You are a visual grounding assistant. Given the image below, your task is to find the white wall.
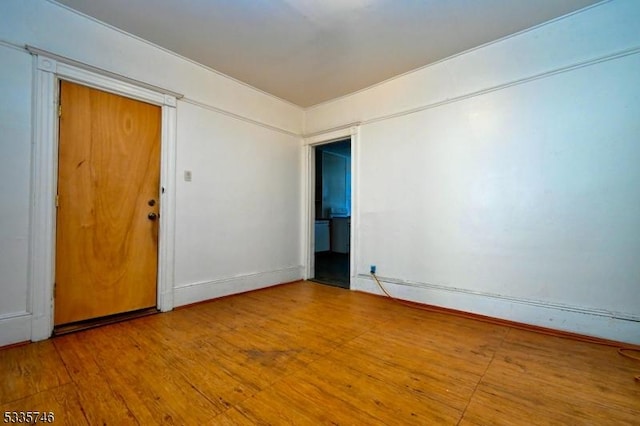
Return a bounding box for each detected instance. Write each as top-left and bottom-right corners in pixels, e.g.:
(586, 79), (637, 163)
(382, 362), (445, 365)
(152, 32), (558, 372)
(0, 0), (304, 346)
(306, 0), (640, 344)
(174, 101), (302, 305)
(0, 45), (33, 344)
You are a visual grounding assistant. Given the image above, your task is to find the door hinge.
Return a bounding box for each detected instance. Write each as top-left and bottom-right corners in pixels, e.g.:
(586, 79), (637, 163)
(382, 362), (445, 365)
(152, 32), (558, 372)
(55, 195), (59, 208)
(58, 104), (62, 117)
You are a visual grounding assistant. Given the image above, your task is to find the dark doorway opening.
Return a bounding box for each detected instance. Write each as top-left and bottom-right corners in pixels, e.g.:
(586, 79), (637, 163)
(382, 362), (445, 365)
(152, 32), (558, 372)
(313, 139), (351, 289)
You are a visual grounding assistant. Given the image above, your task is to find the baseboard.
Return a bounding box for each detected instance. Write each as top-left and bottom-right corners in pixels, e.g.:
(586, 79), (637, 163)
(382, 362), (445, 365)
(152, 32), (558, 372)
(354, 275), (640, 345)
(173, 266), (304, 307)
(0, 312), (32, 347)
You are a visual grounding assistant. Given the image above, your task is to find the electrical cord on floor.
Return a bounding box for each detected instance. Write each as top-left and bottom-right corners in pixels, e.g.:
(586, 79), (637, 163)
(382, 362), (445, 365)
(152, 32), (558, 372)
(371, 271), (454, 313)
(371, 272), (640, 382)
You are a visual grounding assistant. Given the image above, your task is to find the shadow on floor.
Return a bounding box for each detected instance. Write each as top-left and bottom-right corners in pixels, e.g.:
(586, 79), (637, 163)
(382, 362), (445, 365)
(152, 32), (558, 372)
(313, 252), (350, 289)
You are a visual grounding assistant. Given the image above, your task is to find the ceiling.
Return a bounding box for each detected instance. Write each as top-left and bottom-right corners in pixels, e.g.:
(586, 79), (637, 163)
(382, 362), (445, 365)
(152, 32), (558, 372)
(54, 0), (600, 107)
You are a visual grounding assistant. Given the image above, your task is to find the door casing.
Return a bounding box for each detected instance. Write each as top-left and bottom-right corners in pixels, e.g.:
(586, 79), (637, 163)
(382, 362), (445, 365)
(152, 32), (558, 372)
(30, 52), (178, 341)
(303, 127), (360, 287)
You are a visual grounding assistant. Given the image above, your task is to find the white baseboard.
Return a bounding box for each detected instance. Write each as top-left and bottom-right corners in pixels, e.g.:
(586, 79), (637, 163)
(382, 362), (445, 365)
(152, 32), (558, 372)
(354, 275), (640, 345)
(174, 266), (304, 307)
(0, 312), (32, 347)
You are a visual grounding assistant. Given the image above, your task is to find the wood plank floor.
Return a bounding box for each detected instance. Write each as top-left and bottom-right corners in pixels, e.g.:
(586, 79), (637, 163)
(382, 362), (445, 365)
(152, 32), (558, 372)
(1, 281), (639, 425)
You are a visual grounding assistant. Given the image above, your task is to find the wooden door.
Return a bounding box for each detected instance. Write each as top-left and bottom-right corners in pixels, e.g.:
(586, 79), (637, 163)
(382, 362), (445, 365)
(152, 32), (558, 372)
(54, 81), (161, 326)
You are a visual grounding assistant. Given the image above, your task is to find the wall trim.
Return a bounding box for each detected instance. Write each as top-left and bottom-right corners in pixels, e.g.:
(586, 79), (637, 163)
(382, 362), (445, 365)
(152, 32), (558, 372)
(0, 38), (27, 53)
(0, 312), (32, 347)
(303, 123), (362, 142)
(181, 97), (301, 138)
(29, 53), (178, 341)
(26, 46), (183, 99)
(366, 45), (640, 127)
(173, 266), (304, 307)
(354, 275), (640, 344)
(19, 44), (302, 138)
(306, 45), (640, 135)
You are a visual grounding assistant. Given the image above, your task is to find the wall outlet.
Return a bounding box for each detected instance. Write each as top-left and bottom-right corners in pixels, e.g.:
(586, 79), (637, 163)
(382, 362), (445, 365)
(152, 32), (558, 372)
(370, 265), (376, 274)
(184, 170), (192, 182)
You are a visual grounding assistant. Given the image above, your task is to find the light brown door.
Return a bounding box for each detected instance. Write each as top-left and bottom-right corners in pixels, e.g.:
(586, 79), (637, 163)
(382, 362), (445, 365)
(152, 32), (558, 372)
(54, 81), (161, 326)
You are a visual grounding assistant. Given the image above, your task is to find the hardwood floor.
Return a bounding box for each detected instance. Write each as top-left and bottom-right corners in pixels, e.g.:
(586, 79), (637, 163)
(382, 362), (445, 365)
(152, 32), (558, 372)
(1, 281), (639, 425)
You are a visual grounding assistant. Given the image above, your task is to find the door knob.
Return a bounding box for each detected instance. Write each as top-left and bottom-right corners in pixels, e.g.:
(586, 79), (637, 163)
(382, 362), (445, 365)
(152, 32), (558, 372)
(148, 212), (157, 221)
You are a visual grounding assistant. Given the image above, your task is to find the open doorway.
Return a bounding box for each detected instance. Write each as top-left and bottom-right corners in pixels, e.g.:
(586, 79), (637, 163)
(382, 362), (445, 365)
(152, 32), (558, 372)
(312, 139), (351, 288)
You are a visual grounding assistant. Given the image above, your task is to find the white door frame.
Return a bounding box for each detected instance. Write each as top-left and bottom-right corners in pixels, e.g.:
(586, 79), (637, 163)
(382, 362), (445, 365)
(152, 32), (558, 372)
(303, 126), (360, 288)
(29, 54), (178, 341)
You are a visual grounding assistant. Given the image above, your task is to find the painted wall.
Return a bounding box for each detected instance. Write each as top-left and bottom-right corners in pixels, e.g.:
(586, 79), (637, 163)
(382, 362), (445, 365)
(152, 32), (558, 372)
(306, 0), (640, 343)
(0, 45), (32, 343)
(0, 0), (304, 346)
(174, 101), (302, 306)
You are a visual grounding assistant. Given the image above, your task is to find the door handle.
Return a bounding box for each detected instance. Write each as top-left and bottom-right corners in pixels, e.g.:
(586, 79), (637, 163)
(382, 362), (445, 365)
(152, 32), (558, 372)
(148, 212), (157, 221)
